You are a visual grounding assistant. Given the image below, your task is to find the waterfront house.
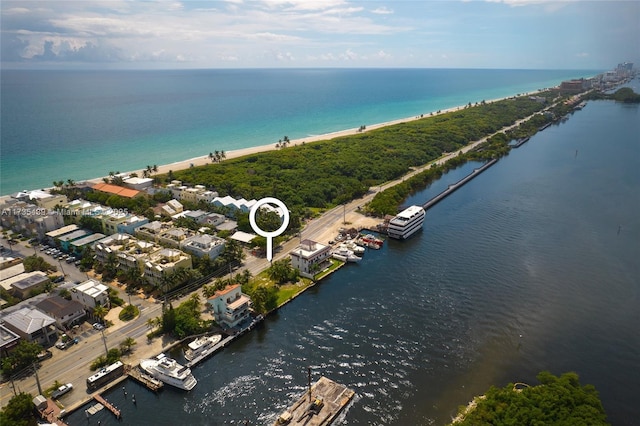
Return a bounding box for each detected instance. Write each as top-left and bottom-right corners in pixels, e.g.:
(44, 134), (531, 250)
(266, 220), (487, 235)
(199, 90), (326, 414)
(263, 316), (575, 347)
(123, 176), (153, 191)
(70, 279), (110, 310)
(35, 295), (85, 330)
(0, 199), (64, 239)
(91, 182), (143, 198)
(0, 307), (57, 345)
(289, 240), (332, 279)
(207, 284), (252, 329)
(12, 190), (68, 210)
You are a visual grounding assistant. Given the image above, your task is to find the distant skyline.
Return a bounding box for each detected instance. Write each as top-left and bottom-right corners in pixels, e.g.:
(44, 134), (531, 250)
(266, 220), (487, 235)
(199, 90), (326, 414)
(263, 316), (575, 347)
(1, 0), (638, 70)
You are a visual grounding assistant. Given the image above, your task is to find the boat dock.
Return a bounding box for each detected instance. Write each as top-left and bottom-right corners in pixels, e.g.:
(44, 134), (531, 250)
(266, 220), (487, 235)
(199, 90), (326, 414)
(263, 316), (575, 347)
(274, 376), (355, 426)
(127, 366), (164, 391)
(93, 394), (121, 420)
(422, 158), (498, 211)
(511, 136), (530, 148)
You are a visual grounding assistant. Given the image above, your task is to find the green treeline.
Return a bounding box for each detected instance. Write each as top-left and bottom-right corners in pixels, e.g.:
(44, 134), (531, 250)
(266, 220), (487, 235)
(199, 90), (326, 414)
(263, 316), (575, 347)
(586, 87), (640, 103)
(451, 371), (609, 425)
(168, 92), (557, 215)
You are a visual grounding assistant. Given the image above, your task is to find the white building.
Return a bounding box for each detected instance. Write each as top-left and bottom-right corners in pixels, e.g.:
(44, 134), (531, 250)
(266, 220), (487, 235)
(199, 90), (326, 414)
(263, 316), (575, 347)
(207, 284), (252, 329)
(71, 279), (110, 310)
(181, 234), (226, 259)
(289, 240), (332, 278)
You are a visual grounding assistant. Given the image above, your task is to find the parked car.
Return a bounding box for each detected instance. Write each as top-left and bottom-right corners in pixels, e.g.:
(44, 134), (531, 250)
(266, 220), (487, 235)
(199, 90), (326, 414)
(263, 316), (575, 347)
(36, 350), (53, 362)
(52, 276), (65, 283)
(51, 383), (73, 399)
(92, 322), (105, 331)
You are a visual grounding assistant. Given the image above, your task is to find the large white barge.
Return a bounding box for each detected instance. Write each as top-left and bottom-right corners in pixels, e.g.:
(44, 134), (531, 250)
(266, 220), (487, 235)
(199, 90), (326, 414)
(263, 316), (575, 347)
(387, 205), (425, 239)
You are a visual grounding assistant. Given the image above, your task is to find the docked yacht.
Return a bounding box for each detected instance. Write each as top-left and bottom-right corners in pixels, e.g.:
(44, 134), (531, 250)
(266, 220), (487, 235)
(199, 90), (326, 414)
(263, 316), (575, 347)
(184, 334), (223, 362)
(139, 354), (197, 391)
(332, 247), (361, 263)
(387, 205), (426, 239)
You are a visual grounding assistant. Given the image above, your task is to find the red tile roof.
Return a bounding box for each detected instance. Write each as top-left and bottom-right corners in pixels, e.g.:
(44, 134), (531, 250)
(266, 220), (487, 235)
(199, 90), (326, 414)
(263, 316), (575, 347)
(92, 183), (142, 198)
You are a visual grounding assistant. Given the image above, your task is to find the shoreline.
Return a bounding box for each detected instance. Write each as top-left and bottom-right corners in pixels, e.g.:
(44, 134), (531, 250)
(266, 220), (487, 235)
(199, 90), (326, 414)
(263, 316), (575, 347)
(83, 91), (537, 186)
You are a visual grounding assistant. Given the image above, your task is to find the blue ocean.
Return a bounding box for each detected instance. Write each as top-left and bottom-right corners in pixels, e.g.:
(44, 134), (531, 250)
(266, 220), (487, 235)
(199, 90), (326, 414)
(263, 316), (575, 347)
(1, 68), (593, 195)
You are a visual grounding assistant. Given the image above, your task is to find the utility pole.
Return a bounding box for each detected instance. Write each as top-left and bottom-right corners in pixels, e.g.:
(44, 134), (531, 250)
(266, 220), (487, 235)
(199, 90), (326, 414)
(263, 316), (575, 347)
(100, 329), (108, 356)
(307, 366), (312, 403)
(32, 363), (42, 395)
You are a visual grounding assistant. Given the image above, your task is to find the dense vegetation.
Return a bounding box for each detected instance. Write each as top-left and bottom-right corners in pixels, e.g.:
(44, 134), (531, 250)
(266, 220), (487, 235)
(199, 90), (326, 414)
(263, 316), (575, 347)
(451, 371), (609, 425)
(587, 87), (640, 103)
(166, 93), (556, 216)
(0, 393), (37, 426)
(1, 340), (42, 378)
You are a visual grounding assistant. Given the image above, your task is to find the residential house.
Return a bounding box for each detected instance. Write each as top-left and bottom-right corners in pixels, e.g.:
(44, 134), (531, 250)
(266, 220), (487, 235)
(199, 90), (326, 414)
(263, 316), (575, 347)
(0, 199), (64, 239)
(69, 233), (106, 255)
(70, 279), (110, 310)
(58, 229), (91, 252)
(8, 271), (49, 299)
(35, 295), (85, 329)
(116, 215), (149, 235)
(143, 248), (192, 287)
(181, 234), (225, 259)
(45, 224), (80, 246)
(0, 325), (20, 356)
(0, 307), (57, 345)
(207, 284), (252, 329)
(123, 177), (153, 191)
(12, 190), (67, 210)
(289, 239), (332, 279)
(91, 182), (143, 198)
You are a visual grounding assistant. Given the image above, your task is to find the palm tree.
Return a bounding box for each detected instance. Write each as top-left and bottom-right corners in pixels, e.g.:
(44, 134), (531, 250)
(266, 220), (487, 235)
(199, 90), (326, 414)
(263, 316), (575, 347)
(220, 150), (226, 161)
(66, 178), (75, 187)
(202, 284), (217, 298)
(152, 164), (158, 173)
(93, 304), (109, 324)
(119, 337), (137, 354)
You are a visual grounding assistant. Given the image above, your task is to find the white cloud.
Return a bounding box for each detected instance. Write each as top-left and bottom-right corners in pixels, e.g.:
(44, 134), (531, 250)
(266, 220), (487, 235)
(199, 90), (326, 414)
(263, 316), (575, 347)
(371, 6), (393, 15)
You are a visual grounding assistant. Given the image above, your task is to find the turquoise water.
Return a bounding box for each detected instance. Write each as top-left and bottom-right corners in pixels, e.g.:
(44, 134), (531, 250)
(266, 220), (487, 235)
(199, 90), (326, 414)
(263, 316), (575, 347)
(63, 80), (639, 425)
(1, 68), (593, 194)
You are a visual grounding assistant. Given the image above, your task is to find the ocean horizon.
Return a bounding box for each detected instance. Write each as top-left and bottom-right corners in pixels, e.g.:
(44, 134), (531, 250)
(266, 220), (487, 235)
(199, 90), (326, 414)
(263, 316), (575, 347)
(0, 68), (597, 195)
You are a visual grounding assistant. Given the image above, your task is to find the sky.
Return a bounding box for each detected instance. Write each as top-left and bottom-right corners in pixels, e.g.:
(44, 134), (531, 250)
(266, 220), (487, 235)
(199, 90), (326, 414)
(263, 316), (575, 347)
(1, 0), (638, 70)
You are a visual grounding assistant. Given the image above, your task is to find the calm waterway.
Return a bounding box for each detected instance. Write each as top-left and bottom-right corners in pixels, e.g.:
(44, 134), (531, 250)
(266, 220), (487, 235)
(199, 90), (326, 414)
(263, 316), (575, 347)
(65, 86), (639, 425)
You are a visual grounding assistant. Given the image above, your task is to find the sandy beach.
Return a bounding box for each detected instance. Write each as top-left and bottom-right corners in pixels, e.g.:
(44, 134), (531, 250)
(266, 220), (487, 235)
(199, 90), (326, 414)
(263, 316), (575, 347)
(85, 92), (533, 185)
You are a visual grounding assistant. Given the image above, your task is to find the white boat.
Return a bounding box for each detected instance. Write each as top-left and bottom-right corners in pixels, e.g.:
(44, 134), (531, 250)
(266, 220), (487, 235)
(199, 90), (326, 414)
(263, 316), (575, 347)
(139, 354), (197, 391)
(184, 334), (222, 362)
(387, 205), (426, 239)
(332, 247), (361, 263)
(338, 242), (365, 256)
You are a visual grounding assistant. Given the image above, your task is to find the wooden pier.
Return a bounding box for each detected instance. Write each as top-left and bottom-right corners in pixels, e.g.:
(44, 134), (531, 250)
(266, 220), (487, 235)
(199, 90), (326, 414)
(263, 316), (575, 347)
(274, 376), (355, 426)
(422, 158), (498, 211)
(127, 366), (164, 391)
(94, 394), (121, 420)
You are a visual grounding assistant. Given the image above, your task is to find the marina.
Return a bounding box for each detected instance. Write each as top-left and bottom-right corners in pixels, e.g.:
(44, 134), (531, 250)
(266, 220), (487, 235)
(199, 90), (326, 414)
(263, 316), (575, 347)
(274, 376), (355, 426)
